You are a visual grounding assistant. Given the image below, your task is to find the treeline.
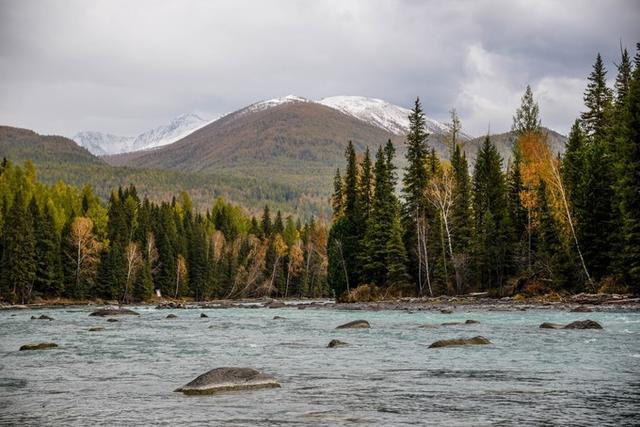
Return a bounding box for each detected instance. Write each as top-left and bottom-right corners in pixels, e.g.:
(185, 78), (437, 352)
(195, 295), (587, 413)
(0, 161), (328, 303)
(328, 45), (640, 297)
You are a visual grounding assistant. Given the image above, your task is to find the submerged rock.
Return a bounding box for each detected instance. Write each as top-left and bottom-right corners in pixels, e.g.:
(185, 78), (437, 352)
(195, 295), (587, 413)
(440, 309), (453, 314)
(19, 342), (58, 351)
(570, 306), (593, 313)
(465, 320), (480, 324)
(418, 323), (439, 329)
(200, 313), (209, 318)
(272, 316), (286, 320)
(327, 339), (348, 348)
(175, 367), (280, 395)
(265, 300), (286, 309)
(31, 314), (54, 321)
(563, 320), (603, 329)
(89, 327), (104, 332)
(166, 314), (178, 319)
(335, 319), (370, 329)
(428, 336), (491, 348)
(106, 318), (119, 323)
(89, 308), (139, 317)
(441, 322), (462, 326)
(539, 322), (563, 329)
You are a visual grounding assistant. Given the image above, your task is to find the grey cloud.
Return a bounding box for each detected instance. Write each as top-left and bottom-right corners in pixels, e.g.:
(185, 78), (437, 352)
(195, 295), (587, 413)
(0, 0), (638, 138)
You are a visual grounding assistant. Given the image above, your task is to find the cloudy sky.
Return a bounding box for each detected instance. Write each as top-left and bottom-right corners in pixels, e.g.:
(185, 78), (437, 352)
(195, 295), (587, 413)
(0, 0), (638, 138)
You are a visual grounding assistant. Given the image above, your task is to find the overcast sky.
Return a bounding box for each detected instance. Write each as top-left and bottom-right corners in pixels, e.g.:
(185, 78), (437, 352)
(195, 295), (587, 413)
(0, 0), (638, 138)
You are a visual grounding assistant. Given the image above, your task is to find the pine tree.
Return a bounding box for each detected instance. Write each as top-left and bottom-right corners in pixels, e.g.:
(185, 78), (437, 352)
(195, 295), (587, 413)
(386, 215), (410, 289)
(273, 210), (284, 235)
(581, 53), (613, 140)
(450, 144), (472, 252)
(472, 136), (512, 295)
(358, 147), (373, 222)
(31, 200), (63, 296)
(402, 97), (430, 291)
(261, 205), (272, 238)
(1, 192), (36, 303)
(614, 46), (632, 108)
(562, 120), (587, 198)
(615, 44), (640, 291)
(331, 168), (344, 219)
(512, 85), (541, 135)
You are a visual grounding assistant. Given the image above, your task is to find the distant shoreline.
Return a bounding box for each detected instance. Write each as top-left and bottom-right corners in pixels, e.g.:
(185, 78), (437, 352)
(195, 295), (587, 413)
(2, 293), (639, 312)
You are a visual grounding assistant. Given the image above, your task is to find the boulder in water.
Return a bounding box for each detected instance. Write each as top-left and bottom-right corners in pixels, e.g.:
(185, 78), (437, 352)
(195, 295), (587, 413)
(539, 322), (563, 329)
(327, 339), (348, 348)
(166, 314), (178, 319)
(272, 316), (286, 320)
(19, 342), (58, 351)
(563, 319), (603, 329)
(428, 336), (491, 348)
(440, 309), (453, 314)
(441, 322), (462, 326)
(418, 323), (439, 329)
(265, 300), (286, 309)
(175, 367), (280, 395)
(31, 314), (54, 321)
(465, 319), (480, 324)
(89, 308), (139, 317)
(89, 327), (104, 332)
(335, 319), (370, 329)
(200, 313), (209, 318)
(107, 318), (119, 323)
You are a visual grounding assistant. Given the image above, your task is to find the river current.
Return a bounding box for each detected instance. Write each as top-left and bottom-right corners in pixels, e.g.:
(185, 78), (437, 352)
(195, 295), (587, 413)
(1, 304), (638, 426)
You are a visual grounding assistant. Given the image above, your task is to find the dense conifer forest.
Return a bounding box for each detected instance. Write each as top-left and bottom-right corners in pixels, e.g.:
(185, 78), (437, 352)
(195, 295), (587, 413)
(328, 46), (640, 298)
(1, 46), (638, 303)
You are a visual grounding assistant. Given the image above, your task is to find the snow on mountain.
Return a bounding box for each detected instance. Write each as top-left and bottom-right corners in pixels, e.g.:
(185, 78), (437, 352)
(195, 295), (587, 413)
(72, 131), (134, 156)
(74, 113), (208, 155)
(241, 95), (310, 115)
(318, 95), (464, 137)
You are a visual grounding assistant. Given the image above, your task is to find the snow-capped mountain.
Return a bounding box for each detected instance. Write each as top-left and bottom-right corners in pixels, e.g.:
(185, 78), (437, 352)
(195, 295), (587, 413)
(74, 113), (209, 155)
(242, 94), (310, 115)
(318, 95), (459, 137)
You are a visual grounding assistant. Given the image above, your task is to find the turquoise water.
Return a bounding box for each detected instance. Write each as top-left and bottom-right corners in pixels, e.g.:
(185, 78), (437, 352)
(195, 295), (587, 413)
(1, 306), (639, 426)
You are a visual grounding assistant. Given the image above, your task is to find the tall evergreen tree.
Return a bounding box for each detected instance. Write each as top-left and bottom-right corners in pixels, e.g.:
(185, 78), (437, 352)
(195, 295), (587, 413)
(358, 147), (373, 222)
(581, 53), (613, 140)
(31, 200), (63, 296)
(331, 168), (344, 219)
(1, 192), (36, 303)
(512, 85), (541, 135)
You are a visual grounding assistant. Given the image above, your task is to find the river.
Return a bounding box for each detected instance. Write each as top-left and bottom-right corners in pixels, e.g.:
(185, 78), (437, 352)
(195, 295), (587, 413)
(1, 305), (638, 426)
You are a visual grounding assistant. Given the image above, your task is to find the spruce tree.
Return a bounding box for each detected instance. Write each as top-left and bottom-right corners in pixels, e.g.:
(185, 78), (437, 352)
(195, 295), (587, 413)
(386, 215), (410, 290)
(512, 85), (541, 135)
(581, 53), (613, 140)
(31, 200), (63, 296)
(402, 97), (430, 291)
(358, 147), (373, 222)
(261, 205), (272, 238)
(331, 168), (344, 219)
(472, 136), (512, 294)
(450, 144), (472, 254)
(615, 45), (640, 291)
(1, 192), (36, 303)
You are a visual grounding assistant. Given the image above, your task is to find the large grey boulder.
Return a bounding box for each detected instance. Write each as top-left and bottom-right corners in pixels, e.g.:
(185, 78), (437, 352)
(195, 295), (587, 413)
(335, 319), (370, 329)
(428, 336), (491, 348)
(563, 320), (603, 329)
(539, 322), (563, 329)
(327, 339), (348, 348)
(89, 308), (139, 317)
(175, 368), (280, 395)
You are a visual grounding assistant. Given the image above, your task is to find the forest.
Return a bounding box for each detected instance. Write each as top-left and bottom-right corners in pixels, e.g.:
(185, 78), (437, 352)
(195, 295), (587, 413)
(0, 163), (328, 304)
(328, 46), (640, 299)
(1, 46), (638, 304)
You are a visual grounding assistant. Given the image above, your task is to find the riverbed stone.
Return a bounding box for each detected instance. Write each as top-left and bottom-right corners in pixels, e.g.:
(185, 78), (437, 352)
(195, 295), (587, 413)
(428, 336), (491, 348)
(335, 319), (370, 329)
(441, 322), (462, 326)
(465, 319), (480, 324)
(175, 367), (280, 395)
(89, 308), (139, 317)
(19, 342), (58, 351)
(563, 319), (603, 329)
(89, 327), (104, 331)
(418, 323), (439, 329)
(272, 316), (286, 320)
(539, 322), (563, 329)
(200, 313), (209, 318)
(327, 339), (348, 348)
(166, 314), (178, 319)
(107, 318), (119, 322)
(440, 309), (453, 314)
(31, 314), (54, 320)
(266, 300), (286, 309)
